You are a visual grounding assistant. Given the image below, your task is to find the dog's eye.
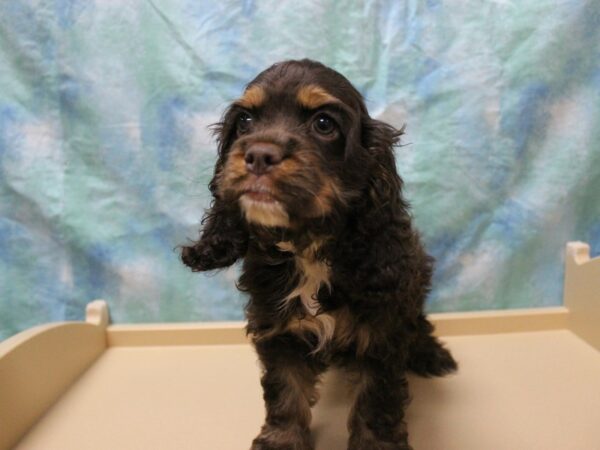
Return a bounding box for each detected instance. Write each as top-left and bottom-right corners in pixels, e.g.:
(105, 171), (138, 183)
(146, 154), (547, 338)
(313, 114), (336, 135)
(237, 112), (253, 134)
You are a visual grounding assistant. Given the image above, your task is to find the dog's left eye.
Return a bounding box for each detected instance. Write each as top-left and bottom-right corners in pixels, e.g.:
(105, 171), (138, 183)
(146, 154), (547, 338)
(312, 114), (336, 135)
(237, 112), (253, 134)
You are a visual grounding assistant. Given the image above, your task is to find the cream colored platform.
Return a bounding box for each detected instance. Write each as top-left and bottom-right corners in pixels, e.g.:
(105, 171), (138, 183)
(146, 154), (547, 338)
(1, 242), (599, 450)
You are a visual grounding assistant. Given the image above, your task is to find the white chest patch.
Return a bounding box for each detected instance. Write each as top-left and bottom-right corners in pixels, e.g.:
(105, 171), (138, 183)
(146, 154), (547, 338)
(277, 241), (331, 315)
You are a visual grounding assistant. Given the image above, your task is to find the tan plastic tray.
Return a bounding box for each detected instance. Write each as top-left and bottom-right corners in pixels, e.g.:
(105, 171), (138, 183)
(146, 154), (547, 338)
(1, 242), (599, 450)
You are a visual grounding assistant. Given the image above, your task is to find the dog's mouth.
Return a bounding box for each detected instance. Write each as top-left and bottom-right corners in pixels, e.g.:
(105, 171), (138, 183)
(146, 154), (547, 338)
(241, 185), (278, 204)
(237, 179), (290, 227)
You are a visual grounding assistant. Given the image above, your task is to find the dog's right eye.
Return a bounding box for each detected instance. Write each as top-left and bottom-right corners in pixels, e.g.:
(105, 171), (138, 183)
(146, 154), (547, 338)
(237, 112), (253, 134)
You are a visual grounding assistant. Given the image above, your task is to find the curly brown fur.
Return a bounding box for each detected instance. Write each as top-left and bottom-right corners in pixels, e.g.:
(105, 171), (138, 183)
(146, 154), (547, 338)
(181, 59), (457, 450)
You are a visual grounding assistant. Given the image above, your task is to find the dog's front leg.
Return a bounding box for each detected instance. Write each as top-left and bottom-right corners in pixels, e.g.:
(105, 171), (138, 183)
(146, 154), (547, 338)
(348, 359), (412, 450)
(251, 335), (324, 450)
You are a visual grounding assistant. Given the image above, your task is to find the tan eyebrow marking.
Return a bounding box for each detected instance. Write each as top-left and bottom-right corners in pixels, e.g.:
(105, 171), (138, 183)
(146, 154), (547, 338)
(236, 85), (266, 109)
(296, 84), (340, 109)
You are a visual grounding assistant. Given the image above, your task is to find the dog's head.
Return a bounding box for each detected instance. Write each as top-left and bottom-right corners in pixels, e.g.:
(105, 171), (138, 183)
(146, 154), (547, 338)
(182, 59), (404, 270)
(213, 59), (404, 229)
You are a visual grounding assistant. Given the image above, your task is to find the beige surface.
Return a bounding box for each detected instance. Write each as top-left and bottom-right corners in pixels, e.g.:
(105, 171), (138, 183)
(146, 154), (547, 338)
(106, 321), (249, 347)
(564, 241), (600, 351)
(102, 307), (570, 348)
(14, 345), (262, 450)
(13, 330), (600, 450)
(0, 301), (107, 450)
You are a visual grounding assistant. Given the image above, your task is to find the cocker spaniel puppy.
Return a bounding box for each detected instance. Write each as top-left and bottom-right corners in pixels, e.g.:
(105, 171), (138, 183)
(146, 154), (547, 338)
(181, 59), (457, 450)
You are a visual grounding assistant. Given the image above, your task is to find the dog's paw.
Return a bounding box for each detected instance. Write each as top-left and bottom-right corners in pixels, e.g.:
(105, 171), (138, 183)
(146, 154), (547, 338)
(180, 241), (238, 272)
(348, 434), (412, 450)
(407, 336), (458, 378)
(250, 440), (287, 450)
(348, 417), (412, 450)
(180, 244), (217, 271)
(250, 425), (313, 450)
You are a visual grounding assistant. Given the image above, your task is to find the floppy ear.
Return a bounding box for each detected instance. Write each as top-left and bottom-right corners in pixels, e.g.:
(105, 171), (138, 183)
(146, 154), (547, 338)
(361, 118), (407, 215)
(336, 118), (434, 312)
(180, 109), (249, 272)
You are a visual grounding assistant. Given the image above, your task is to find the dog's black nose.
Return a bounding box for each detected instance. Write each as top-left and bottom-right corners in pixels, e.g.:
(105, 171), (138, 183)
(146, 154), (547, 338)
(245, 144), (282, 175)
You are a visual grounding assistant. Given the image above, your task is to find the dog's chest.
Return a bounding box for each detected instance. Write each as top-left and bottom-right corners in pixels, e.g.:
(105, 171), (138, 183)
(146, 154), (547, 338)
(272, 241), (370, 354)
(277, 241), (330, 315)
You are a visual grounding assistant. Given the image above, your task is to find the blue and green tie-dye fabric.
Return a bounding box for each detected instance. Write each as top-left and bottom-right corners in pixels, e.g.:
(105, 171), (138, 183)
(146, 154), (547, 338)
(1, 1), (599, 339)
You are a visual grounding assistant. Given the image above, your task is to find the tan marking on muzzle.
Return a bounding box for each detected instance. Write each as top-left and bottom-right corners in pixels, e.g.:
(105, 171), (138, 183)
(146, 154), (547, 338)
(218, 149), (246, 196)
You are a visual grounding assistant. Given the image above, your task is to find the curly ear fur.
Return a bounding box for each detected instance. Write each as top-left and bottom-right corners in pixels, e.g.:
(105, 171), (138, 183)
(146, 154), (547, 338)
(363, 118), (406, 213)
(180, 109), (250, 272)
(331, 119), (434, 319)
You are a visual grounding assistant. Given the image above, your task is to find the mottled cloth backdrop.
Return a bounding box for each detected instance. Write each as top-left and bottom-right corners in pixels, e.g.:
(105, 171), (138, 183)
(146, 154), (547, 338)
(1, 1), (599, 339)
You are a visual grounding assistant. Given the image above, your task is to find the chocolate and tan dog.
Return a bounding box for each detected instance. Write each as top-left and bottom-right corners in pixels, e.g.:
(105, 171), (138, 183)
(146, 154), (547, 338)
(181, 59), (457, 450)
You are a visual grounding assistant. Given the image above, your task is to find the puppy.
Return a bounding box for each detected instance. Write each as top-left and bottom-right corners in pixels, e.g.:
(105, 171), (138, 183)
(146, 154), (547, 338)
(181, 59), (457, 450)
